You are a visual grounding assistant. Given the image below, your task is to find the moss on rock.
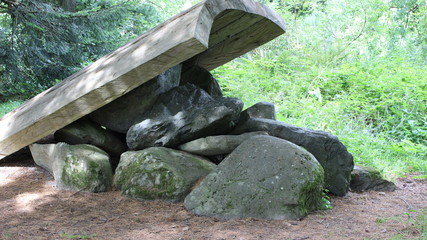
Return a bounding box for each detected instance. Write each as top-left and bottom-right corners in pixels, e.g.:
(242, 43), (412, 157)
(297, 161), (325, 215)
(114, 147), (216, 202)
(184, 135), (325, 220)
(30, 143), (113, 192)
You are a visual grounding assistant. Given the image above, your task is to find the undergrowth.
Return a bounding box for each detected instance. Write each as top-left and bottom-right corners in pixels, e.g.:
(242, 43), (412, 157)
(213, 53), (427, 178)
(375, 209), (426, 240)
(0, 101), (22, 118)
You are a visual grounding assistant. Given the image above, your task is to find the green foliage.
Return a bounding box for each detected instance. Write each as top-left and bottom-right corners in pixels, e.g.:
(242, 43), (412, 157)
(1, 231), (13, 239)
(213, 50), (426, 177)
(147, 0), (199, 19)
(375, 217), (387, 223)
(60, 233), (96, 239)
(0, 0), (161, 100)
(317, 57), (427, 145)
(320, 190), (333, 210)
(213, 0), (427, 177)
(375, 209), (427, 239)
(0, 100), (22, 118)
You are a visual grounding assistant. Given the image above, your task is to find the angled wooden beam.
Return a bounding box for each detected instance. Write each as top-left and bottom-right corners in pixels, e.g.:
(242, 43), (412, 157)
(0, 0), (285, 160)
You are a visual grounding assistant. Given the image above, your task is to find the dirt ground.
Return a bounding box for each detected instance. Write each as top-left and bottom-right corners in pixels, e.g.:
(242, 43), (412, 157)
(0, 155), (426, 240)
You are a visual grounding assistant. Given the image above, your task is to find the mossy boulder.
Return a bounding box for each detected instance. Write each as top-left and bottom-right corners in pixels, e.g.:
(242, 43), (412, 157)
(29, 143), (113, 192)
(350, 165), (397, 192)
(114, 147), (216, 202)
(232, 117), (354, 196)
(54, 118), (127, 169)
(184, 135), (325, 220)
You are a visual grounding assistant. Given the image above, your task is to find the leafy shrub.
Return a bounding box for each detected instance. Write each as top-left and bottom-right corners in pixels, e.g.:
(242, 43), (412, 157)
(317, 57), (427, 145)
(214, 52), (426, 176)
(0, 101), (22, 118)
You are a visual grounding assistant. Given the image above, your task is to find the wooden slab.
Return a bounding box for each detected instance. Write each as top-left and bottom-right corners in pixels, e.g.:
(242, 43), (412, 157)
(0, 0), (285, 159)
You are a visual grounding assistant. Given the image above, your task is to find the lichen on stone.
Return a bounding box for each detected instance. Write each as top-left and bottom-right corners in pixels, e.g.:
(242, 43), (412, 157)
(60, 149), (113, 193)
(114, 147), (216, 202)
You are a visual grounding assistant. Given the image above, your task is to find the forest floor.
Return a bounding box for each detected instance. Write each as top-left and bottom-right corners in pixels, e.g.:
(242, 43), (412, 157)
(0, 155), (426, 240)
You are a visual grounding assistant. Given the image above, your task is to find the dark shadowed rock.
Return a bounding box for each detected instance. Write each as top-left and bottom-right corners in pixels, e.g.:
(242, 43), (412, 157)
(54, 118), (127, 157)
(232, 118), (354, 196)
(219, 97), (244, 127)
(184, 135), (325, 220)
(207, 154), (228, 164)
(114, 147), (216, 202)
(29, 143), (113, 192)
(126, 84), (243, 150)
(242, 102), (276, 120)
(90, 64), (182, 133)
(350, 165), (397, 192)
(178, 131), (268, 156)
(180, 65), (222, 97)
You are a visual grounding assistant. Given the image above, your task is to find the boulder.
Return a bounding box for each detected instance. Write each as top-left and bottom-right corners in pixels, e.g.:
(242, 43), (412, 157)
(178, 131), (268, 156)
(90, 64), (182, 133)
(220, 97), (244, 127)
(54, 118), (127, 157)
(29, 143), (113, 192)
(232, 118), (354, 196)
(184, 135), (325, 220)
(126, 84), (243, 150)
(242, 102), (276, 120)
(114, 147), (216, 202)
(350, 165), (397, 192)
(180, 65), (222, 97)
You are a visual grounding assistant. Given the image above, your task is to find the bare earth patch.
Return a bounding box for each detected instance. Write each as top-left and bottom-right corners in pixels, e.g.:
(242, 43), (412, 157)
(1, 157), (426, 240)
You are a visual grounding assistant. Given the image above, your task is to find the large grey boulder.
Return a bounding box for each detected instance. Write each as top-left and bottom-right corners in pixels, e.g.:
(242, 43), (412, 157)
(350, 165), (397, 192)
(178, 131), (268, 156)
(126, 84), (243, 150)
(232, 117), (354, 196)
(184, 135), (325, 220)
(114, 147), (216, 202)
(180, 65), (222, 97)
(242, 102), (276, 120)
(90, 64), (182, 133)
(54, 118), (127, 157)
(29, 143), (113, 192)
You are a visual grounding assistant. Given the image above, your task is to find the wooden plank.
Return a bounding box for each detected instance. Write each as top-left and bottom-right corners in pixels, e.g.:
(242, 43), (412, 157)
(0, 3), (207, 159)
(209, 11), (265, 46)
(209, 10), (246, 34)
(0, 0), (286, 159)
(189, 18), (285, 70)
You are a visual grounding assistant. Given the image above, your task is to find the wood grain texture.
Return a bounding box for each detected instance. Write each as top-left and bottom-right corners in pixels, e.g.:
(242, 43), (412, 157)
(0, 0), (285, 159)
(192, 18), (285, 70)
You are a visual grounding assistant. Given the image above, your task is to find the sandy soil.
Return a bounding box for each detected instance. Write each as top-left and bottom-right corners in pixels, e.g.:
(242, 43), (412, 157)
(0, 156), (426, 240)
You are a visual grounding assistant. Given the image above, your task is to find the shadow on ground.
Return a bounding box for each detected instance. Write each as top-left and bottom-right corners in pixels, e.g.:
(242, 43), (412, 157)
(0, 155), (426, 240)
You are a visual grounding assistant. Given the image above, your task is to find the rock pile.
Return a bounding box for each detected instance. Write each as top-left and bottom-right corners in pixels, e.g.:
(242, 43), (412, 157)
(30, 64), (390, 220)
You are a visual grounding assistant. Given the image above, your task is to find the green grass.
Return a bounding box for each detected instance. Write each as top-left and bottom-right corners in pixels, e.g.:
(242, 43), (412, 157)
(213, 53), (427, 178)
(374, 209), (427, 240)
(1, 231), (13, 239)
(60, 233), (97, 239)
(0, 101), (22, 118)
